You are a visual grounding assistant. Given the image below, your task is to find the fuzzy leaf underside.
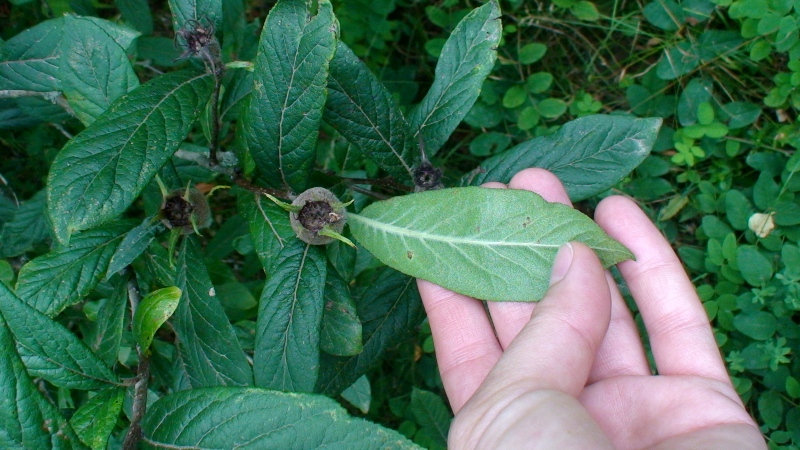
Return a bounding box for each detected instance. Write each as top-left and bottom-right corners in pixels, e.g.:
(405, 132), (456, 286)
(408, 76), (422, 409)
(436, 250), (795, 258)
(47, 69), (214, 245)
(349, 187), (633, 302)
(141, 387), (421, 449)
(465, 115), (662, 202)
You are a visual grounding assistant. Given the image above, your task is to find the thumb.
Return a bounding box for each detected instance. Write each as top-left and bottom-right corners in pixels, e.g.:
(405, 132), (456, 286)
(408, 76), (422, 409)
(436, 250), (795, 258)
(491, 241), (612, 395)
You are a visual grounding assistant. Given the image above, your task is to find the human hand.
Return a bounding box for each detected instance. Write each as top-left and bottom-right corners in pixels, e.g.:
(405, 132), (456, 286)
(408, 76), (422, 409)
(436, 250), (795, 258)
(418, 168), (766, 449)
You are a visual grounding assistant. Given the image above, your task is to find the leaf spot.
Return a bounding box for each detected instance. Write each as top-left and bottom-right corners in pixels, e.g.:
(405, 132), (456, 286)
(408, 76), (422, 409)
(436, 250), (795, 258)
(407, 251), (414, 259)
(208, 287), (216, 297)
(523, 216), (532, 228)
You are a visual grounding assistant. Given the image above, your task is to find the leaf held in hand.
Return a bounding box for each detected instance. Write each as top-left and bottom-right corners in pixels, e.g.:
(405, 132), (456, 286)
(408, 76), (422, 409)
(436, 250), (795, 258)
(349, 187), (633, 302)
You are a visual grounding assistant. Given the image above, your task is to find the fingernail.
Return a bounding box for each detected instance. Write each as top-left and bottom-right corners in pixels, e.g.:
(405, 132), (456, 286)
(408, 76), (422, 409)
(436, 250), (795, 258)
(549, 243), (573, 286)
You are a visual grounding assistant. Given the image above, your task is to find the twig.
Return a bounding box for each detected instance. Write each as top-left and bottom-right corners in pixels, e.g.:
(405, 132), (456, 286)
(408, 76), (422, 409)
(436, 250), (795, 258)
(173, 149), (235, 176)
(338, 175), (414, 193)
(122, 277), (150, 450)
(208, 69), (223, 166)
(234, 176), (294, 200)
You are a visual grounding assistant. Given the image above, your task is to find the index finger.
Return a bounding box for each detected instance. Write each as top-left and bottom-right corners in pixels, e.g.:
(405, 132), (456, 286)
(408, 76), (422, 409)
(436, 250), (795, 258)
(594, 196), (731, 385)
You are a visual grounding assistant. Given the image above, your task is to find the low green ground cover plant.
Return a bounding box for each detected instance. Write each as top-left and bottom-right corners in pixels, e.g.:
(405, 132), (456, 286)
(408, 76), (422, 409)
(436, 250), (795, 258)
(0, 0), (798, 448)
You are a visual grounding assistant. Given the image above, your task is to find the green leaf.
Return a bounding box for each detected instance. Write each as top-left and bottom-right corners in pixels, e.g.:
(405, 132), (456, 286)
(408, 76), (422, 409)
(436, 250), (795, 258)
(643, 0), (685, 30)
(106, 217), (163, 279)
(0, 281), (118, 390)
(350, 187), (632, 302)
(736, 245), (773, 287)
(0, 18), (63, 91)
(0, 190), (49, 258)
(117, 0), (154, 35)
(254, 240), (327, 391)
(84, 276), (127, 367)
(321, 266), (362, 356)
(133, 286), (181, 353)
(410, 388), (452, 449)
(758, 390), (784, 430)
(69, 388), (123, 450)
(465, 115), (662, 201)
(408, 0), (501, 157)
(538, 98), (567, 119)
(753, 172), (780, 210)
(47, 69), (214, 245)
(724, 190), (754, 230)
(720, 102), (761, 129)
(571, 1), (600, 21)
(0, 301), (83, 449)
(468, 132), (511, 156)
(324, 42), (415, 181)
(526, 71), (553, 93)
(733, 311), (777, 340)
(238, 191), (295, 273)
(243, 0), (337, 193)
(502, 85), (527, 108)
(317, 268), (423, 395)
(518, 43), (546, 64)
(175, 237), (253, 387)
(656, 41), (700, 80)
(677, 78), (712, 126)
(141, 387), (420, 449)
(168, 0), (222, 33)
(341, 375), (371, 414)
(16, 221), (132, 316)
(60, 15), (140, 126)
(774, 201), (800, 226)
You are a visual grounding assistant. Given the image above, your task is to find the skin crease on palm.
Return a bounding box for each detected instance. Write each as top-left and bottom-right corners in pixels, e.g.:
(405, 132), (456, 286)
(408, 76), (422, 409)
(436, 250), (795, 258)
(417, 168), (767, 450)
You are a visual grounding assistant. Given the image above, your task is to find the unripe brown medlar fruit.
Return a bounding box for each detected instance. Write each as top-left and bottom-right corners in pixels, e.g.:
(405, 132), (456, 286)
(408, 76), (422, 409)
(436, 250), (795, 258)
(160, 188), (211, 234)
(290, 187), (347, 245)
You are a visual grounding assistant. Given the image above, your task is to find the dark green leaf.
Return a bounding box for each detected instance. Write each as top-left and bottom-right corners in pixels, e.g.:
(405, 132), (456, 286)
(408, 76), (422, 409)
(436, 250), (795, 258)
(725, 190), (754, 230)
(238, 191), (295, 274)
(341, 375), (371, 414)
(317, 268), (424, 395)
(0, 19), (63, 91)
(85, 276), (127, 367)
(133, 286), (181, 352)
(327, 236), (357, 281)
(0, 281), (118, 390)
(325, 42), (415, 181)
(410, 388), (451, 449)
(254, 240), (327, 391)
(117, 0), (154, 35)
(518, 43), (546, 64)
(0, 190), (49, 258)
(733, 311), (777, 340)
(106, 217), (163, 279)
(168, 0), (222, 33)
(204, 214), (249, 260)
(60, 16), (140, 126)
(141, 387), (420, 449)
(243, 0), (337, 192)
(69, 387), (123, 450)
(464, 115), (662, 202)
(677, 78), (712, 126)
(753, 172), (780, 210)
(0, 302), (83, 449)
(16, 221), (132, 316)
(656, 41), (700, 80)
(720, 102), (761, 129)
(350, 187), (632, 302)
(47, 69), (214, 244)
(758, 390), (784, 430)
(697, 30), (743, 61)
(174, 237), (253, 387)
(409, 0), (501, 157)
(736, 245), (773, 287)
(321, 266), (362, 356)
(774, 201), (800, 226)
(643, 0), (685, 30)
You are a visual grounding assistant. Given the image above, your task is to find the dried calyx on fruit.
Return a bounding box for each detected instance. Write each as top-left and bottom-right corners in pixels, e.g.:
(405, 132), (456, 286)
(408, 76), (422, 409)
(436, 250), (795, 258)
(265, 187), (354, 247)
(160, 188), (212, 235)
(413, 137), (443, 192)
(174, 17), (222, 74)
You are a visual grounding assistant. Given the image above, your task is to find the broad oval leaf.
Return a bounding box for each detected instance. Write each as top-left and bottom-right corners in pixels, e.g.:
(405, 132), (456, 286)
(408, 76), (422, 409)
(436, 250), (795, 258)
(142, 388), (419, 449)
(320, 266), (362, 357)
(132, 286), (181, 353)
(238, 191), (295, 274)
(243, 0), (337, 193)
(105, 216), (163, 279)
(349, 187), (633, 302)
(0, 299), (82, 449)
(174, 237), (253, 387)
(60, 15), (140, 126)
(254, 240), (327, 392)
(464, 115), (662, 202)
(47, 69), (214, 245)
(0, 189), (49, 258)
(16, 221), (133, 316)
(317, 267), (423, 395)
(0, 18), (63, 91)
(408, 0), (501, 157)
(0, 281), (118, 390)
(324, 42), (415, 181)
